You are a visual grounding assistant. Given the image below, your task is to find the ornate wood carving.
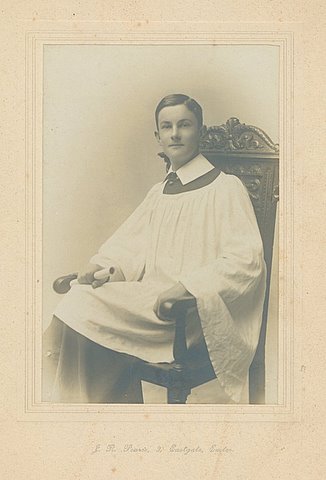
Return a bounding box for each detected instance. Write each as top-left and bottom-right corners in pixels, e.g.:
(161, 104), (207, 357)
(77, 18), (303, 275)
(243, 178), (261, 201)
(220, 161), (276, 241)
(200, 117), (279, 154)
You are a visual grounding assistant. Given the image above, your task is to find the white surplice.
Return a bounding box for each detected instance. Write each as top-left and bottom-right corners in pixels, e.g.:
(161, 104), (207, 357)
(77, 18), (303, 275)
(54, 155), (266, 402)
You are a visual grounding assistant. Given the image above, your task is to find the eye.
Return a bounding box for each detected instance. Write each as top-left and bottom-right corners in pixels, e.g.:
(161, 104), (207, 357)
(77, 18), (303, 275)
(180, 121), (191, 127)
(160, 124), (170, 129)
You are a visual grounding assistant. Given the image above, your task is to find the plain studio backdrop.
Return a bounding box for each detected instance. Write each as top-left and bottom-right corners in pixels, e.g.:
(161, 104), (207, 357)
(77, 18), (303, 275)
(43, 44), (279, 403)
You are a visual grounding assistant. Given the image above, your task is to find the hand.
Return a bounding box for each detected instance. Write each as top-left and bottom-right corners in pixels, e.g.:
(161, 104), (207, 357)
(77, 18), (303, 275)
(77, 262), (125, 289)
(92, 265), (125, 288)
(153, 282), (193, 321)
(77, 263), (103, 285)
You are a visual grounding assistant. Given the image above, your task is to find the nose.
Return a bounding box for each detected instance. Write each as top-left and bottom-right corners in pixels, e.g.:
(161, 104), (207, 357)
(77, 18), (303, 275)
(171, 125), (180, 141)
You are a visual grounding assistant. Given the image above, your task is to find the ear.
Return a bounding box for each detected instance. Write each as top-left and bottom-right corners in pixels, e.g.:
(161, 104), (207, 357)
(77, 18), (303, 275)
(199, 125), (207, 139)
(154, 130), (162, 145)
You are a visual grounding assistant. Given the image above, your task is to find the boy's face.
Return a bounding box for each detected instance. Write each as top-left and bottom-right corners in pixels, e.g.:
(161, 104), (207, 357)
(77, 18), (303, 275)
(155, 104), (202, 170)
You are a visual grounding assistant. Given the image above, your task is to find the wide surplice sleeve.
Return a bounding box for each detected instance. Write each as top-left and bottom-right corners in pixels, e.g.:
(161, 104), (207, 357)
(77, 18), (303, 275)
(179, 175), (267, 402)
(90, 183), (161, 282)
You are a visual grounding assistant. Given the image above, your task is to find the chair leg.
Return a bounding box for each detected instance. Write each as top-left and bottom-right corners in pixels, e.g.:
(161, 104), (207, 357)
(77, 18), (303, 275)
(166, 362), (191, 404)
(167, 386), (191, 404)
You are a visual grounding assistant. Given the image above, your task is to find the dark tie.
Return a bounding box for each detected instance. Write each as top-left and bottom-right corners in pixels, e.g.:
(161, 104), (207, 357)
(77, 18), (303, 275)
(164, 171), (179, 185)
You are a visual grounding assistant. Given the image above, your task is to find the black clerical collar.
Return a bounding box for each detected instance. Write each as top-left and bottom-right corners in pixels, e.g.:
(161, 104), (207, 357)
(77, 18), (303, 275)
(163, 153), (214, 185)
(163, 167), (221, 195)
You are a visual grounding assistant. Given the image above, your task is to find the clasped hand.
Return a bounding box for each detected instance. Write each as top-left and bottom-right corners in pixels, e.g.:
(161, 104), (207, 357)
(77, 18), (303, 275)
(153, 282), (193, 321)
(77, 263), (125, 288)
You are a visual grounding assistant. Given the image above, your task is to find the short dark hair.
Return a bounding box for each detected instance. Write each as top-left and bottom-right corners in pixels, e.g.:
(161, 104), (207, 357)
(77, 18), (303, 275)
(155, 94), (203, 129)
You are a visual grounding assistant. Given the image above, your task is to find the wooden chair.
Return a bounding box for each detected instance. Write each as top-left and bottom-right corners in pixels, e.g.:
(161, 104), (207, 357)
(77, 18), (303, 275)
(53, 118), (279, 405)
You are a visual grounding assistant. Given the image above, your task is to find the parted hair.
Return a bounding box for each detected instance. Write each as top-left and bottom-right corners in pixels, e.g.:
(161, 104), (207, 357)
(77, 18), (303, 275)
(155, 94), (203, 129)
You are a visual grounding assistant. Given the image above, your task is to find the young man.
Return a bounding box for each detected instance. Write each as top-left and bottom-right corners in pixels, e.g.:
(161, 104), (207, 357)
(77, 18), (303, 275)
(43, 94), (266, 404)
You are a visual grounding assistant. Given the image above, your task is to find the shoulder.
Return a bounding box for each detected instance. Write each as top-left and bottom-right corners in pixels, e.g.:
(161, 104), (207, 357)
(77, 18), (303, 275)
(146, 181), (163, 196)
(221, 171), (243, 185)
(216, 171), (247, 192)
(140, 181), (163, 203)
(212, 172), (251, 205)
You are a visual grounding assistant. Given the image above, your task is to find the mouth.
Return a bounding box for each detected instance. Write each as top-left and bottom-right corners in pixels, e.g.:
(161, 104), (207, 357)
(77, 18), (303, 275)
(169, 144), (184, 147)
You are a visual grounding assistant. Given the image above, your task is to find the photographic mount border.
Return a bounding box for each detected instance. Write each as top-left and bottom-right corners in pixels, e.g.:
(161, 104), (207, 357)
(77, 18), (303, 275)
(23, 28), (297, 422)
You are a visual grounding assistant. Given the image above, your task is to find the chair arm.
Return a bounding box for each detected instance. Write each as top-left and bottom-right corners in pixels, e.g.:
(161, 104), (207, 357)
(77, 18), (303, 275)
(161, 296), (197, 363)
(53, 273), (78, 294)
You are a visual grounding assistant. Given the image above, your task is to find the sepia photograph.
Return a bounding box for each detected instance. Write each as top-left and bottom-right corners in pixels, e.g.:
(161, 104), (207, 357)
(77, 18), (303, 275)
(3, 3), (326, 477)
(41, 44), (279, 406)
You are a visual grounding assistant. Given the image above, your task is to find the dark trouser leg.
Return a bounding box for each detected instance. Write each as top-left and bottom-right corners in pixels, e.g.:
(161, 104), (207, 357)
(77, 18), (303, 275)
(42, 316), (64, 401)
(42, 316), (143, 404)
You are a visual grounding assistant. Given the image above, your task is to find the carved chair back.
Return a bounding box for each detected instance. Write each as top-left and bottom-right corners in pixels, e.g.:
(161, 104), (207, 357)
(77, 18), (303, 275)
(199, 118), (279, 404)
